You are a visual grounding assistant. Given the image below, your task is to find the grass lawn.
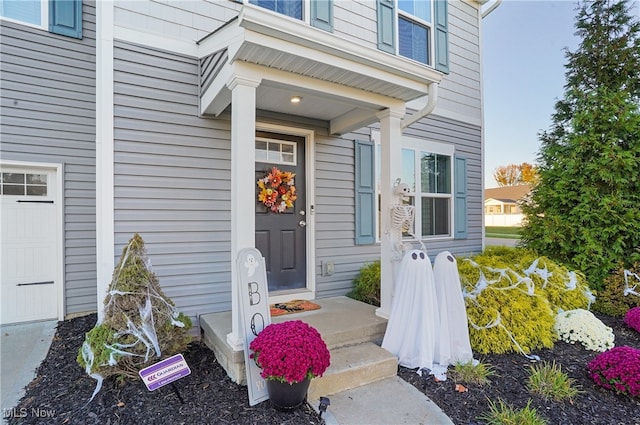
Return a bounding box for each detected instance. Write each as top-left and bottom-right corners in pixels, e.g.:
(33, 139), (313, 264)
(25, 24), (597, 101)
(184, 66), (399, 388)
(485, 226), (521, 239)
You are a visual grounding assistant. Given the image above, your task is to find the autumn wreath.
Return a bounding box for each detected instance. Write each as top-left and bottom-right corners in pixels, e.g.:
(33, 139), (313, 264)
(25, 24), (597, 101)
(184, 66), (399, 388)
(257, 167), (297, 213)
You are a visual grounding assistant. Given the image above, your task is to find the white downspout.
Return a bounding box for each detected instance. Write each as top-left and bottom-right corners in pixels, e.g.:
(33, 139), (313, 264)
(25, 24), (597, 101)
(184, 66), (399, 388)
(401, 82), (439, 130)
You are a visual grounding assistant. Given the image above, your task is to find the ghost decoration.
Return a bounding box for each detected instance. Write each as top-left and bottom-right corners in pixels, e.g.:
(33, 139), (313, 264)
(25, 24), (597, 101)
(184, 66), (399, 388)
(432, 251), (473, 368)
(382, 249), (439, 372)
(244, 254), (259, 277)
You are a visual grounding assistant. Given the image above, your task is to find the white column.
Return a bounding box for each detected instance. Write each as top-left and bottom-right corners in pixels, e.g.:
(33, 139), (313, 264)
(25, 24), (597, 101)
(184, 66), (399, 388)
(96, 0), (114, 324)
(226, 75), (261, 350)
(376, 108), (405, 319)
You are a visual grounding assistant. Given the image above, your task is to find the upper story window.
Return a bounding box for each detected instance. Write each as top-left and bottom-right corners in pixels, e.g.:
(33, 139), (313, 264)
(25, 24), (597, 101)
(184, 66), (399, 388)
(0, 0), (47, 28)
(246, 0), (333, 32)
(377, 0), (448, 73)
(0, 0), (83, 39)
(249, 0), (302, 20)
(398, 0), (433, 65)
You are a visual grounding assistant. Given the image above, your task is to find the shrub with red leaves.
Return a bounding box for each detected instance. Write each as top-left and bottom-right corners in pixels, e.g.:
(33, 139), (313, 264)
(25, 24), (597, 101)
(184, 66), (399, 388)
(587, 346), (640, 397)
(624, 307), (640, 333)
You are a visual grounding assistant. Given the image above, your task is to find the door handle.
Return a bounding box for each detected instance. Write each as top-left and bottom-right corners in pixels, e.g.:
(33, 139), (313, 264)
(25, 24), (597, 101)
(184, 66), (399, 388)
(299, 220), (307, 228)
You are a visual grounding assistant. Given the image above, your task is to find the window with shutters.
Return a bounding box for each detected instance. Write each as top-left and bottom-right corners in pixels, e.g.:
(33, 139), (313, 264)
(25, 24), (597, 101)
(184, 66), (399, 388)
(247, 0), (333, 31)
(377, 0), (448, 72)
(371, 132), (461, 241)
(0, 0), (82, 39)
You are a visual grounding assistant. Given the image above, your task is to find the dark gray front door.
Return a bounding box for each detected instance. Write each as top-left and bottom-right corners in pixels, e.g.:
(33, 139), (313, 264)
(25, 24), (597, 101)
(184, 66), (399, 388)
(255, 131), (306, 291)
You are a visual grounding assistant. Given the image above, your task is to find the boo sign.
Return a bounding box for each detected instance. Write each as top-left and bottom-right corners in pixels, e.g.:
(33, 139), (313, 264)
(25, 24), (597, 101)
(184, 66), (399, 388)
(139, 353), (191, 391)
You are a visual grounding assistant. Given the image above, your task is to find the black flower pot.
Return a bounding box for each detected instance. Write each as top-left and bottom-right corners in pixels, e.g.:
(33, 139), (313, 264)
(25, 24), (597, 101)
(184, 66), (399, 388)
(266, 378), (311, 411)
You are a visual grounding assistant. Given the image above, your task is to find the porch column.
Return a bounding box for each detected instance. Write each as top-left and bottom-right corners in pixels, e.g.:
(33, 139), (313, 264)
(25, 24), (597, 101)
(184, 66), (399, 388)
(376, 108), (405, 319)
(227, 75), (261, 350)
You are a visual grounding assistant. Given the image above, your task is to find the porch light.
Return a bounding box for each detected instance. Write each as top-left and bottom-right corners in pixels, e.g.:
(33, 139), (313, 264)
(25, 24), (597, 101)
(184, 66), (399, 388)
(290, 96), (302, 104)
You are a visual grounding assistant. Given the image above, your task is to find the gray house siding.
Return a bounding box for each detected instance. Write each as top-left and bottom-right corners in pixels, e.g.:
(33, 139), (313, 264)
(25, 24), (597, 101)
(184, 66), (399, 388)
(113, 41), (233, 327)
(0, 1), (97, 315)
(112, 40), (483, 317)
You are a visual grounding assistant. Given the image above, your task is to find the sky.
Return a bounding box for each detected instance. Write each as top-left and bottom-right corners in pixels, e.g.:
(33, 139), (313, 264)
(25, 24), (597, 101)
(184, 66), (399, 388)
(482, 0), (640, 188)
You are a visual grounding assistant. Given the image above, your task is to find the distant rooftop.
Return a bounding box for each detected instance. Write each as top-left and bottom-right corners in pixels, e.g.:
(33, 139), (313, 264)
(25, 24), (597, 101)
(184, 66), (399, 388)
(485, 184), (531, 203)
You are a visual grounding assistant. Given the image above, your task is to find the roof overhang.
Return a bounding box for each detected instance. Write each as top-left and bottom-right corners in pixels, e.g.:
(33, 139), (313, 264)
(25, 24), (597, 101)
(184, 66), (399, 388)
(198, 5), (443, 135)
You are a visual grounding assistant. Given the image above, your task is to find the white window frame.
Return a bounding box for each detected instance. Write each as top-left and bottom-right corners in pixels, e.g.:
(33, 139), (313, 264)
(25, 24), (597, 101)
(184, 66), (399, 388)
(244, 0), (312, 24)
(255, 138), (298, 166)
(396, 0), (434, 66)
(0, 0), (48, 31)
(372, 131), (455, 242)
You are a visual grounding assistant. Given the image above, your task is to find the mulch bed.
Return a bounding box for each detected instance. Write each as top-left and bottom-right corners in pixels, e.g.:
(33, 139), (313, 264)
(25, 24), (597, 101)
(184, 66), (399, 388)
(399, 313), (640, 425)
(7, 312), (640, 425)
(7, 314), (324, 425)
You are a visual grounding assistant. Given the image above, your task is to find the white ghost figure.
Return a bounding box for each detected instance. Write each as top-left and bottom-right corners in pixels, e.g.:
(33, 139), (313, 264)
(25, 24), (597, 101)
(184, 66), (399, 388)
(432, 251), (474, 369)
(382, 249), (438, 372)
(244, 254), (258, 277)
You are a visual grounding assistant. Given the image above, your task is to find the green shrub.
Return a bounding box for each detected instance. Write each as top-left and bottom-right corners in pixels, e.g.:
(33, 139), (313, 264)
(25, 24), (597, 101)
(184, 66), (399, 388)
(450, 360), (495, 386)
(347, 260), (381, 307)
(527, 361), (581, 401)
(592, 262), (640, 316)
(479, 399), (547, 425)
(459, 247), (592, 354)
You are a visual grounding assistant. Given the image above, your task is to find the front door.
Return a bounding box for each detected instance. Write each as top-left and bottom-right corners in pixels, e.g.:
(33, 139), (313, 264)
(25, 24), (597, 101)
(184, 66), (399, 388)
(255, 131), (306, 292)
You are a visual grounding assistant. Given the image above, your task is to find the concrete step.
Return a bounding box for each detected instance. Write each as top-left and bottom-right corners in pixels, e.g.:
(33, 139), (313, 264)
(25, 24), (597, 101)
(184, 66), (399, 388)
(199, 296), (389, 386)
(308, 341), (397, 400)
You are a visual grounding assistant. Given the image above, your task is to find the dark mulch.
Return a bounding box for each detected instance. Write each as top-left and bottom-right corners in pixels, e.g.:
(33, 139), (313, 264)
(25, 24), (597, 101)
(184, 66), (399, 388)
(8, 312), (640, 425)
(399, 313), (640, 425)
(8, 314), (324, 425)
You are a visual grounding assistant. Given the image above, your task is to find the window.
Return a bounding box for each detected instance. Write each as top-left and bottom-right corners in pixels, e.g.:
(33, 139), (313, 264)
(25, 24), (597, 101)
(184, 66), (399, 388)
(0, 0), (82, 38)
(255, 139), (297, 165)
(1, 172), (48, 196)
(398, 0), (432, 65)
(249, 0), (302, 20)
(376, 0), (448, 72)
(0, 0), (46, 27)
(372, 133), (455, 240)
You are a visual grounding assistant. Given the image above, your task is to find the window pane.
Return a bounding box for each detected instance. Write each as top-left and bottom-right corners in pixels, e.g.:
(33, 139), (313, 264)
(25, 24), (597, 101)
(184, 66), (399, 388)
(421, 197), (449, 236)
(26, 173), (47, 185)
(267, 142), (280, 161)
(399, 17), (428, 64)
(0, 0), (41, 25)
(2, 184), (24, 195)
(401, 149), (415, 192)
(436, 155), (451, 193)
(2, 173), (25, 184)
(250, 0), (302, 20)
(398, 0), (431, 22)
(26, 185), (47, 196)
(420, 152), (436, 193)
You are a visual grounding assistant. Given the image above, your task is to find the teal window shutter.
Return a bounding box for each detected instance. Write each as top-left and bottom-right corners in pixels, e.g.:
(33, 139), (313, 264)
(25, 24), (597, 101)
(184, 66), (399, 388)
(49, 0), (82, 39)
(377, 0), (395, 54)
(454, 156), (467, 238)
(311, 0), (333, 32)
(355, 140), (376, 245)
(434, 0), (449, 73)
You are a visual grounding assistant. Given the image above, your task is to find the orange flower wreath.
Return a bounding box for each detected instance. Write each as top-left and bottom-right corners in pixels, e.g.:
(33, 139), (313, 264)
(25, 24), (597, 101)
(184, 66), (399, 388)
(257, 167), (297, 213)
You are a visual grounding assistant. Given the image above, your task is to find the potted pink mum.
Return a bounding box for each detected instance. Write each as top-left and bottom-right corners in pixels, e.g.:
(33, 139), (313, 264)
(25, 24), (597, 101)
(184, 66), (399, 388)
(249, 320), (330, 410)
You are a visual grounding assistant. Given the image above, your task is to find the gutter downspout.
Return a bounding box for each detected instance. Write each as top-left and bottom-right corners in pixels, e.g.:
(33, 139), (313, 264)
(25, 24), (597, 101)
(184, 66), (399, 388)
(481, 0), (503, 18)
(401, 82), (439, 130)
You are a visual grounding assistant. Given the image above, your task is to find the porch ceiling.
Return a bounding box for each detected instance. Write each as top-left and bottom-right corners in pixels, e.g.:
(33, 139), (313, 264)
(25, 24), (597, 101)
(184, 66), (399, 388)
(198, 5), (443, 135)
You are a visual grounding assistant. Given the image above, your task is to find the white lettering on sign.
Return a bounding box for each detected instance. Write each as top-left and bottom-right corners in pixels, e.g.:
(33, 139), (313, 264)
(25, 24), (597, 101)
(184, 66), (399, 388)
(237, 248), (271, 406)
(138, 354), (191, 391)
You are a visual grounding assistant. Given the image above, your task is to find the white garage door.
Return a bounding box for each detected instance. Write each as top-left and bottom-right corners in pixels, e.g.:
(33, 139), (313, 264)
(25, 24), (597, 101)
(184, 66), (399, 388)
(1, 167), (61, 324)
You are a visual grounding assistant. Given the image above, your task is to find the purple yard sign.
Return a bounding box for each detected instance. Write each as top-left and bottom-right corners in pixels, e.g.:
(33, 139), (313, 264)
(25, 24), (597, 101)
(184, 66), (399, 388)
(139, 354), (191, 391)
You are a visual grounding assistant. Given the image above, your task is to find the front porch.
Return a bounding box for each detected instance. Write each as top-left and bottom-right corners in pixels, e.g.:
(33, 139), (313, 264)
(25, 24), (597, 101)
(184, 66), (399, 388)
(200, 296), (397, 400)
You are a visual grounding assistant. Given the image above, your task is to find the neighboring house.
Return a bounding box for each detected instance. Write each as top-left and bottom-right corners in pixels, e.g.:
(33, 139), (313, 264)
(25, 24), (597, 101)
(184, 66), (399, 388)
(1, 0), (494, 336)
(484, 184), (531, 227)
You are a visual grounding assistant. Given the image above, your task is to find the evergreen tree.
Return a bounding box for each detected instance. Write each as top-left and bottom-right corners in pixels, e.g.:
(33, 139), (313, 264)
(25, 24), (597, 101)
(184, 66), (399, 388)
(520, 0), (640, 290)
